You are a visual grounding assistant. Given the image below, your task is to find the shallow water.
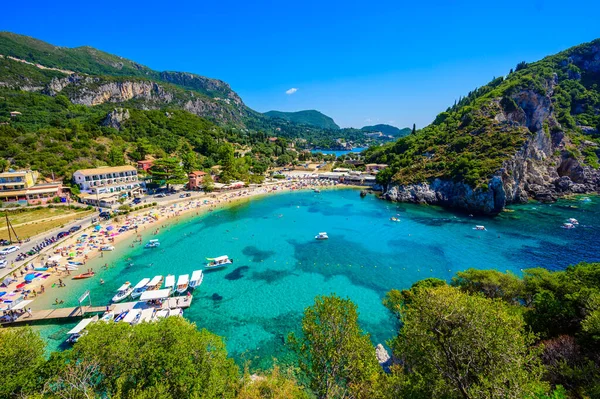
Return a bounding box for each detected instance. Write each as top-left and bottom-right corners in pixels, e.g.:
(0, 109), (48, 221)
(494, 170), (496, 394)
(310, 147), (367, 156)
(30, 189), (600, 369)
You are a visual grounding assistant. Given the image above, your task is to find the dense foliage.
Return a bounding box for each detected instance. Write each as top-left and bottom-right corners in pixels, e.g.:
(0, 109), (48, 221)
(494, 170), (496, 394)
(263, 110), (340, 130)
(361, 124), (411, 137)
(366, 39), (600, 188)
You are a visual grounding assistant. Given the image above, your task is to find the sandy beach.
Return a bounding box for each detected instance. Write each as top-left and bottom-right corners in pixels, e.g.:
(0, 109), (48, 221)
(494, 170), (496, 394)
(0, 178), (358, 316)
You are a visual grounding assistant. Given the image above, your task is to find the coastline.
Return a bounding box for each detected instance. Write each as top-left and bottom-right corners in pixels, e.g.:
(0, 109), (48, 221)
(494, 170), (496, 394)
(4, 180), (363, 314)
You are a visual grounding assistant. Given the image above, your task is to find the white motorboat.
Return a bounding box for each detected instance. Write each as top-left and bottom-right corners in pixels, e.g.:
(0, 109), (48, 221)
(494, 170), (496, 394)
(100, 312), (115, 323)
(206, 255), (233, 269)
(169, 308), (183, 317)
(57, 265), (79, 271)
(154, 308), (170, 321)
(130, 278), (151, 299)
(112, 282), (133, 303)
(473, 225), (486, 231)
(315, 232), (329, 240)
(100, 246), (115, 251)
(114, 310), (129, 323)
(176, 274), (189, 295)
(562, 223), (576, 229)
(164, 274), (176, 295)
(189, 270), (204, 289)
(139, 308), (156, 323)
(568, 218), (579, 225)
(145, 239), (160, 249)
(122, 309), (142, 325)
(66, 315), (98, 344)
(146, 275), (163, 291)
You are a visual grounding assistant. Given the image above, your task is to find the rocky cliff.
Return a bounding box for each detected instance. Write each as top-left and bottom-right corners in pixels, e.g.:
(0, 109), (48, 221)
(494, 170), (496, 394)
(379, 40), (600, 214)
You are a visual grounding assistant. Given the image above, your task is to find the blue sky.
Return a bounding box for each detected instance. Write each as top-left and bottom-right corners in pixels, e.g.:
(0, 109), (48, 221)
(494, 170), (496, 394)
(2, 0), (600, 128)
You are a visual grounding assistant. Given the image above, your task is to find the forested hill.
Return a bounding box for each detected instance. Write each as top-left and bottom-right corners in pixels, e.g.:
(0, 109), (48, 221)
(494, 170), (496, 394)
(263, 110), (340, 130)
(366, 38), (600, 214)
(362, 124), (411, 137)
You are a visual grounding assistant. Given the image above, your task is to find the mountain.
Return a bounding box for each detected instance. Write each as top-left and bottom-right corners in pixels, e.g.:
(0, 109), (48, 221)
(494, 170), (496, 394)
(366, 39), (600, 214)
(362, 124), (411, 137)
(264, 110), (340, 130)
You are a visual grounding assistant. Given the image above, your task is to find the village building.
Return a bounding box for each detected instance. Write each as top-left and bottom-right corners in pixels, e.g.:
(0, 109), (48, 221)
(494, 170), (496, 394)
(188, 171), (208, 190)
(0, 170), (63, 205)
(136, 160), (154, 172)
(73, 166), (141, 207)
(365, 163), (388, 174)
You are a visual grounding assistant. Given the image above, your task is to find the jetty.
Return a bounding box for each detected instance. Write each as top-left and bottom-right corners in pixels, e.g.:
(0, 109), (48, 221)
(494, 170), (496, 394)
(1, 295), (193, 326)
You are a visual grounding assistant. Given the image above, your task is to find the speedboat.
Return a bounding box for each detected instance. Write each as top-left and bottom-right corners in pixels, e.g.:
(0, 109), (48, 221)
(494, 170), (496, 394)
(145, 239), (160, 249)
(66, 315), (98, 344)
(176, 274), (189, 295)
(473, 225), (486, 231)
(315, 232), (329, 240)
(100, 246), (115, 251)
(146, 275), (163, 291)
(169, 308), (183, 317)
(314, 189), (320, 193)
(206, 255), (233, 269)
(390, 217), (400, 222)
(112, 282), (133, 303)
(164, 275), (176, 295)
(100, 312), (115, 322)
(154, 308), (170, 321)
(122, 309), (142, 325)
(189, 270), (204, 290)
(72, 272), (95, 280)
(568, 218), (579, 225)
(130, 278), (151, 299)
(562, 223), (575, 229)
(139, 308), (156, 323)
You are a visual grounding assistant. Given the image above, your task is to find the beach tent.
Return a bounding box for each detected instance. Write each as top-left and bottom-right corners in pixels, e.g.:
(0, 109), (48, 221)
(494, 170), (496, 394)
(106, 226), (114, 231)
(24, 273), (36, 282)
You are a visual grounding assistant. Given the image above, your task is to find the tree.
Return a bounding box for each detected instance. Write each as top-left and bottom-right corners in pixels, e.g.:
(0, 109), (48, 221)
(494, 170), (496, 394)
(107, 145), (125, 166)
(391, 285), (547, 399)
(411, 123), (416, 135)
(203, 173), (214, 193)
(181, 150), (199, 173)
(290, 295), (381, 399)
(149, 158), (187, 189)
(451, 268), (525, 304)
(0, 327), (45, 397)
(238, 365), (310, 399)
(68, 317), (239, 398)
(0, 158), (9, 172)
(219, 143), (237, 183)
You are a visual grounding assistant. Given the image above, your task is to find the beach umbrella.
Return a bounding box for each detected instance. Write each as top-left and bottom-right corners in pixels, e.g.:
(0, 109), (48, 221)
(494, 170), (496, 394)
(24, 273), (36, 282)
(94, 225), (102, 231)
(106, 226), (114, 231)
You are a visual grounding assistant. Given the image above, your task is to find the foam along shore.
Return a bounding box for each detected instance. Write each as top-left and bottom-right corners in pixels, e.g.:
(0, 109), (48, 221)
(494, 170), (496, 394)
(0, 178), (356, 312)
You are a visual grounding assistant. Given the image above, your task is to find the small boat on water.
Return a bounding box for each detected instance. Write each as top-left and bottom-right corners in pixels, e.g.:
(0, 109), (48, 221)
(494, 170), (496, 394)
(473, 225), (486, 231)
(146, 275), (163, 291)
(176, 274), (189, 295)
(130, 278), (151, 299)
(154, 308), (170, 321)
(114, 310), (129, 322)
(390, 217), (400, 222)
(580, 197), (591, 203)
(164, 275), (176, 295)
(57, 265), (79, 272)
(100, 246), (115, 251)
(206, 255), (233, 269)
(139, 308), (156, 323)
(72, 272), (95, 280)
(169, 308), (183, 317)
(562, 223), (576, 229)
(315, 232), (329, 240)
(112, 282), (133, 303)
(314, 189), (320, 193)
(122, 309), (142, 325)
(100, 312), (115, 322)
(145, 239), (160, 249)
(189, 270), (204, 289)
(66, 315), (98, 344)
(568, 218), (579, 225)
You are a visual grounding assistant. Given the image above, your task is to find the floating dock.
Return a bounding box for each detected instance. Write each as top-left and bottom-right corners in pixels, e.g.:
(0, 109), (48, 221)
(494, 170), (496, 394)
(1, 295), (193, 325)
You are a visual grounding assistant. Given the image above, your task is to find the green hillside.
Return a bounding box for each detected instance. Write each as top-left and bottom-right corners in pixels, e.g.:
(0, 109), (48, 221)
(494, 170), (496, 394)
(366, 39), (600, 189)
(362, 124), (411, 137)
(264, 110), (340, 130)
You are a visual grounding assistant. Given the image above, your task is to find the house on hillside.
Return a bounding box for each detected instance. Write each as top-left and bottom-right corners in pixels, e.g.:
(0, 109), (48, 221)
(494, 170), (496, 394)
(137, 160), (154, 172)
(73, 165), (141, 206)
(188, 171), (208, 190)
(0, 170), (63, 205)
(365, 164), (388, 174)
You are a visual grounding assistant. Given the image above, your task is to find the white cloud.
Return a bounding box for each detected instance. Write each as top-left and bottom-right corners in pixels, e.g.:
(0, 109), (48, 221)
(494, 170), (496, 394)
(364, 118), (372, 123)
(285, 88), (298, 95)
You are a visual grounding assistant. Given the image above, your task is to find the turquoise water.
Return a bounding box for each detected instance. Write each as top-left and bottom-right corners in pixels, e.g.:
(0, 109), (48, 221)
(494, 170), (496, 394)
(30, 189), (600, 369)
(310, 147), (366, 156)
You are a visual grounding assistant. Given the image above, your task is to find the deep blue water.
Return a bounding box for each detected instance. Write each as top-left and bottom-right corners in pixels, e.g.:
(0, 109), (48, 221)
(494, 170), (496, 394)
(31, 190), (600, 369)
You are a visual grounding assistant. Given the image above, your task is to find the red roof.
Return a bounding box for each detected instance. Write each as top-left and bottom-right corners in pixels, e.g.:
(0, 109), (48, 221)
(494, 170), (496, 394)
(189, 171), (207, 176)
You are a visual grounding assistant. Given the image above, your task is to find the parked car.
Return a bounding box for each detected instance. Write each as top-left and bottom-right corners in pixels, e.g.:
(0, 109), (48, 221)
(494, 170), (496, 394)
(0, 259), (7, 268)
(99, 211), (111, 219)
(0, 239), (10, 246)
(185, 193), (191, 197)
(0, 245), (20, 255)
(155, 193), (166, 198)
(69, 225), (82, 233)
(56, 231), (70, 239)
(132, 198), (142, 205)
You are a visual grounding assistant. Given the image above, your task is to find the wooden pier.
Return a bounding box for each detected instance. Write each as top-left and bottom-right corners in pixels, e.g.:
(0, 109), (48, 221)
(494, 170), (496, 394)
(1, 295), (193, 326)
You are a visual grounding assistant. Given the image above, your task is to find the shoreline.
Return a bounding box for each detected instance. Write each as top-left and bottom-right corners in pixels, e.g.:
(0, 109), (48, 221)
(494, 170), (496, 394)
(3, 181), (363, 315)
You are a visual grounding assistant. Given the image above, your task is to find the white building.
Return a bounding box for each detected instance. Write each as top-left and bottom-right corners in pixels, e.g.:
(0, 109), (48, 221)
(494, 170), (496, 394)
(73, 165), (140, 195)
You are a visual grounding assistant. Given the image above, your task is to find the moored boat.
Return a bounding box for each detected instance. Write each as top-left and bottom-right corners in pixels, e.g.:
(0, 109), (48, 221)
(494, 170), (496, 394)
(390, 217), (400, 222)
(130, 278), (151, 299)
(146, 275), (163, 290)
(114, 310), (129, 322)
(562, 222), (576, 229)
(473, 225), (486, 231)
(121, 309), (142, 325)
(176, 274), (189, 294)
(66, 315), (98, 344)
(206, 255), (233, 269)
(72, 272), (95, 280)
(164, 274), (176, 295)
(568, 218), (579, 225)
(145, 239), (160, 249)
(169, 308), (183, 317)
(189, 270), (204, 289)
(100, 312), (115, 322)
(112, 282), (133, 303)
(315, 232), (329, 240)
